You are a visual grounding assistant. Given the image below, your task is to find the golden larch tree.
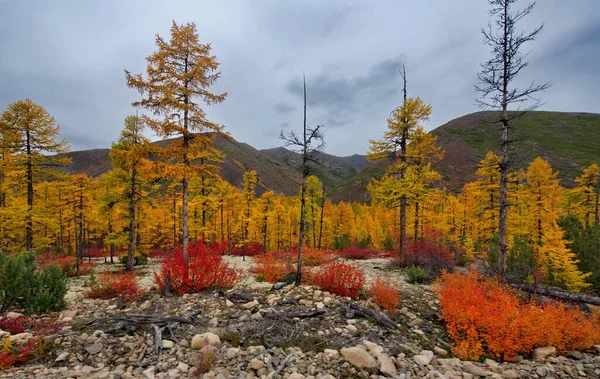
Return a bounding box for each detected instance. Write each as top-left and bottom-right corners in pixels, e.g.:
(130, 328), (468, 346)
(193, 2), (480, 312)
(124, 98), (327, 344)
(125, 21), (227, 267)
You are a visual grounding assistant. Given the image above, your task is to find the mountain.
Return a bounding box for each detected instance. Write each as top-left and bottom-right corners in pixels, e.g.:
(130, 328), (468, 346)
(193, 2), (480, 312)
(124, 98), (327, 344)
(60, 111), (600, 202)
(431, 111), (600, 190)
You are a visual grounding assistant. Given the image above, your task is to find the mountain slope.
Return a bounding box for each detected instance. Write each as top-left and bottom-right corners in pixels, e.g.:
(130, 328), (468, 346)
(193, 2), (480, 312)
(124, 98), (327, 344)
(432, 111), (600, 189)
(60, 111), (600, 202)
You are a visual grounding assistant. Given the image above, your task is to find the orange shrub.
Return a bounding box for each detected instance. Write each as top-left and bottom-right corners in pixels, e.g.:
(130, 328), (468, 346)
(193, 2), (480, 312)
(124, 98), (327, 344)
(311, 261), (365, 299)
(436, 270), (600, 361)
(89, 269), (141, 300)
(368, 277), (400, 314)
(254, 252), (288, 282)
(301, 248), (331, 266)
(37, 255), (97, 277)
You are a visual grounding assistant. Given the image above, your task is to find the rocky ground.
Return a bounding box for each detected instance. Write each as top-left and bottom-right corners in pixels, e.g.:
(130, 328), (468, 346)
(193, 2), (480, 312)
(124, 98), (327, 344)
(1, 257), (600, 378)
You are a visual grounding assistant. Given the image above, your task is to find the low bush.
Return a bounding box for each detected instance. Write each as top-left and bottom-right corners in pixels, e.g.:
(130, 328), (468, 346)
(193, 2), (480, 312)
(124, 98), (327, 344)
(154, 242), (242, 294)
(0, 315), (59, 369)
(37, 255), (96, 277)
(405, 240), (456, 277)
(0, 252), (67, 314)
(436, 270), (600, 361)
(368, 277), (400, 313)
(311, 261), (365, 299)
(336, 246), (379, 260)
(118, 253), (149, 267)
(0, 338), (36, 370)
(254, 252), (289, 282)
(301, 248), (330, 266)
(405, 265), (430, 284)
(88, 269), (141, 300)
(231, 242), (264, 257)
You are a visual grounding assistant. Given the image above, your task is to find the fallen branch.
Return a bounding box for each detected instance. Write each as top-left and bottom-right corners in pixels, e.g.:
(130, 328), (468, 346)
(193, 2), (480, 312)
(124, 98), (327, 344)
(510, 284), (600, 306)
(111, 313), (193, 326)
(264, 308), (326, 320)
(343, 301), (399, 330)
(270, 282), (291, 291)
(270, 354), (295, 378)
(152, 324), (162, 355)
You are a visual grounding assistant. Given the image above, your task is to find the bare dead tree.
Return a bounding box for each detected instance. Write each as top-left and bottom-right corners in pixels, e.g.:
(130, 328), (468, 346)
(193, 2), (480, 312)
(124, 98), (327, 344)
(280, 74), (325, 286)
(475, 0), (550, 279)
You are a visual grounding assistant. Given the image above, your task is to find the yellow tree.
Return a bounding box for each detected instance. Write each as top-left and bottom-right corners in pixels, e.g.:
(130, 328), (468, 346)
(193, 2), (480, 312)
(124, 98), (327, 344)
(368, 88), (432, 262)
(110, 115), (154, 270)
(574, 164), (600, 227)
(0, 99), (69, 250)
(524, 157), (562, 241)
(125, 21), (227, 267)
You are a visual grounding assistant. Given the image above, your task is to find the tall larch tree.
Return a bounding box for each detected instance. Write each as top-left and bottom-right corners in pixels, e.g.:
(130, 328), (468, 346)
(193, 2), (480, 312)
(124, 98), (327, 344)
(0, 99), (69, 250)
(110, 115), (154, 271)
(574, 164), (600, 228)
(125, 21), (227, 267)
(475, 0), (550, 278)
(368, 68), (432, 263)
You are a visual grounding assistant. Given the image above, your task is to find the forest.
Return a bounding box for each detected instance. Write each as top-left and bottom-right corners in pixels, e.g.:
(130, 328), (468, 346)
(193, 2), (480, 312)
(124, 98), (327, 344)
(0, 0), (599, 377)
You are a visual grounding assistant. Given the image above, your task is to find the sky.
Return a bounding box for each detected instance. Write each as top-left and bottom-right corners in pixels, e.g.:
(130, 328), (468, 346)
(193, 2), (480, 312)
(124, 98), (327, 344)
(0, 0), (598, 156)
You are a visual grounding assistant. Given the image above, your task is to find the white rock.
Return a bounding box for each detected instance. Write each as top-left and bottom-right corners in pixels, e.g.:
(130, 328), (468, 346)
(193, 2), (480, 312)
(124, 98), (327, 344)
(434, 346), (448, 357)
(288, 374), (305, 379)
(323, 349), (339, 358)
(226, 347), (240, 359)
(340, 346), (378, 369)
(9, 333), (33, 344)
(225, 299), (234, 307)
(346, 325), (358, 335)
(413, 354), (432, 366)
(161, 340), (174, 349)
(249, 358), (265, 370)
(176, 362), (189, 372)
(242, 300), (259, 310)
(55, 352), (69, 362)
(533, 346), (556, 361)
(376, 353), (397, 377)
(191, 332), (221, 349)
(6, 312), (23, 319)
(463, 361), (493, 377)
(142, 366), (155, 379)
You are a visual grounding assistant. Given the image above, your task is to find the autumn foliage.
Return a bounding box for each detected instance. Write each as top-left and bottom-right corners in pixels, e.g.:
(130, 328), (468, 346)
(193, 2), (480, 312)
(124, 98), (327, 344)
(254, 252), (288, 282)
(436, 270), (600, 361)
(37, 255), (97, 277)
(311, 261), (365, 299)
(154, 242), (241, 294)
(368, 277), (400, 313)
(89, 269), (141, 300)
(404, 239), (456, 276)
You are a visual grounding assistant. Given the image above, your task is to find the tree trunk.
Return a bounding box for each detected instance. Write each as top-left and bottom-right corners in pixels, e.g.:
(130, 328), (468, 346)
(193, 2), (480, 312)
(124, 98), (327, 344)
(73, 198), (79, 277)
(414, 199), (420, 242)
(126, 165), (137, 271)
(25, 128), (33, 251)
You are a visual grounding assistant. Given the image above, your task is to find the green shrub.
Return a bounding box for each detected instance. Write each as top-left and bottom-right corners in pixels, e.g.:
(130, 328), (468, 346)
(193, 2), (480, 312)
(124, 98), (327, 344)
(405, 265), (430, 284)
(0, 252), (67, 314)
(118, 253), (148, 267)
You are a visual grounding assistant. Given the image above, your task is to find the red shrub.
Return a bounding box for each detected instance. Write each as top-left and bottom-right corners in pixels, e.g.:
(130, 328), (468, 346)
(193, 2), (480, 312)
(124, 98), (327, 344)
(0, 338), (36, 370)
(336, 247), (379, 260)
(231, 242), (264, 257)
(404, 240), (455, 275)
(254, 252), (289, 282)
(311, 261), (365, 299)
(300, 248), (331, 266)
(89, 269), (141, 300)
(154, 242), (242, 294)
(37, 255), (96, 277)
(436, 270), (600, 361)
(368, 277), (400, 314)
(86, 247), (105, 258)
(0, 317), (27, 334)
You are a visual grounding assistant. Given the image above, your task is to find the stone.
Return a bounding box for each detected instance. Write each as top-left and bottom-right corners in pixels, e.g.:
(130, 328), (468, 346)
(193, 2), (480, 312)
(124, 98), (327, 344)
(225, 299), (234, 307)
(346, 325), (358, 335)
(533, 346), (556, 361)
(9, 333), (33, 344)
(191, 332), (221, 349)
(167, 369), (180, 377)
(566, 350), (584, 360)
(179, 338), (189, 347)
(226, 347), (240, 359)
(6, 311), (23, 319)
(594, 345), (600, 354)
(81, 366), (94, 375)
(249, 358), (265, 370)
(142, 366), (155, 379)
(242, 300), (259, 310)
(413, 354), (432, 366)
(323, 349), (339, 359)
(288, 374), (305, 379)
(502, 370), (519, 379)
(299, 299), (313, 307)
(85, 342), (103, 355)
(434, 347), (448, 357)
(463, 362), (492, 377)
(61, 310), (78, 319)
(55, 352), (69, 362)
(376, 353), (397, 377)
(340, 346), (378, 369)
(536, 366), (548, 377)
(161, 340), (174, 349)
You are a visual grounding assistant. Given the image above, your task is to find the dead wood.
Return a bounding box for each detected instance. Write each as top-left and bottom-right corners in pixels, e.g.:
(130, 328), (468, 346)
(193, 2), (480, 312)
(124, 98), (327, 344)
(343, 301), (399, 330)
(264, 308), (326, 320)
(510, 284), (600, 306)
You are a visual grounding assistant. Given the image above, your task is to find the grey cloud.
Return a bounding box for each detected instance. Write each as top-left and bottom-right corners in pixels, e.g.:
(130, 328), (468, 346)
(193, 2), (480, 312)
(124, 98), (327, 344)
(273, 102), (295, 114)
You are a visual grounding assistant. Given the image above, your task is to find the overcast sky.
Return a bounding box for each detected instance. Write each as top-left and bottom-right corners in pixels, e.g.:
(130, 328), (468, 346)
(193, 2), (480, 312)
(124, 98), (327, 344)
(1, 0), (598, 156)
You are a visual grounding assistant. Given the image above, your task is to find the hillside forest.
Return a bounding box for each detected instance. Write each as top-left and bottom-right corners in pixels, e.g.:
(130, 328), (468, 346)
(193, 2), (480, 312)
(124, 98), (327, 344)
(0, 0), (600, 375)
